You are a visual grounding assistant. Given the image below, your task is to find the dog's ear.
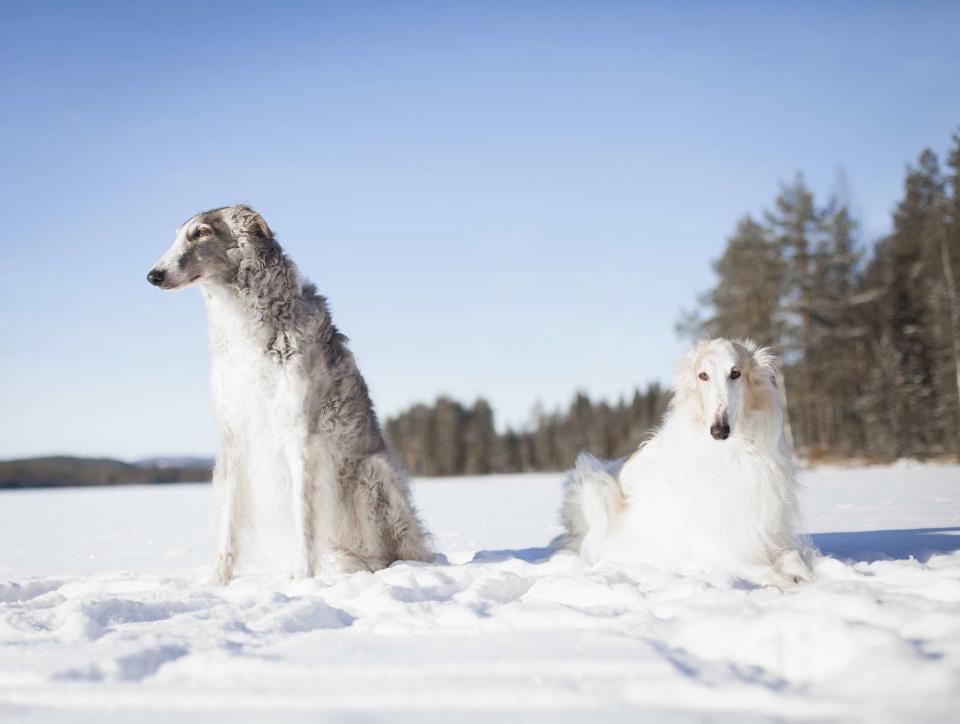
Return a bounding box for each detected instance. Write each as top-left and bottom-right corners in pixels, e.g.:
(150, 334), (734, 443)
(227, 204), (273, 243)
(740, 339), (777, 384)
(672, 340), (705, 397)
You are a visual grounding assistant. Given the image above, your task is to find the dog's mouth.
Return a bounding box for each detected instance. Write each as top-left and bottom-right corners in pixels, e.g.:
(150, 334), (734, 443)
(169, 274), (202, 290)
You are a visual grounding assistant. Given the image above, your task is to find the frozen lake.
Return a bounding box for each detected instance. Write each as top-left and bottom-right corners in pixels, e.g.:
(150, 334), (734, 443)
(0, 464), (958, 722)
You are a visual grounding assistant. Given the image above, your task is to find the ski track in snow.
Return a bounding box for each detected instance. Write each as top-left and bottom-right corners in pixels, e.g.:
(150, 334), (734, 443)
(0, 465), (958, 722)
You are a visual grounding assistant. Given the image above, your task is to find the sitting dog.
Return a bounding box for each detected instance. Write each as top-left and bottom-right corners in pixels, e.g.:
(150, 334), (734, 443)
(558, 338), (811, 583)
(148, 205), (431, 583)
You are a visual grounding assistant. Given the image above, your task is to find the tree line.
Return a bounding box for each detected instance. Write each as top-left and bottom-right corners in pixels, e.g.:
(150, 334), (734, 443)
(387, 128), (960, 474)
(679, 129), (960, 459)
(386, 387), (669, 476)
(0, 456), (214, 489)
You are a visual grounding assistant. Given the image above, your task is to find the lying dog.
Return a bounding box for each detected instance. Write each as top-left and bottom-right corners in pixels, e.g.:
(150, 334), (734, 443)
(559, 339), (812, 583)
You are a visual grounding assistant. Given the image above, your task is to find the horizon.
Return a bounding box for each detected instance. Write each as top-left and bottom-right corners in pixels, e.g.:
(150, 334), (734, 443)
(2, 2), (959, 459)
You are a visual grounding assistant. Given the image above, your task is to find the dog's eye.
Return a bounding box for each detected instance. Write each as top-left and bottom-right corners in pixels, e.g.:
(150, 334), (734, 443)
(195, 227), (211, 238)
(698, 372), (708, 381)
(730, 369), (741, 380)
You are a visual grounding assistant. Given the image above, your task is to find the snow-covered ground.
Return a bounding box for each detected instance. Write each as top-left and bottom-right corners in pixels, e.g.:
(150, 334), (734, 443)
(1, 464), (958, 723)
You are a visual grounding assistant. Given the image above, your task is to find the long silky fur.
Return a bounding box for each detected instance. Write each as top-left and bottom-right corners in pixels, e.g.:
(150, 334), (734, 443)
(558, 338), (812, 582)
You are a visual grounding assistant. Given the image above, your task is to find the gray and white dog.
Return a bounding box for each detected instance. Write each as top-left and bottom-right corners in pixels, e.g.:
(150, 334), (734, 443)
(148, 205), (431, 583)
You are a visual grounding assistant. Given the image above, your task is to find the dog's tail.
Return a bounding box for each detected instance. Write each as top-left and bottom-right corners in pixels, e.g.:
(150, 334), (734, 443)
(552, 452), (625, 563)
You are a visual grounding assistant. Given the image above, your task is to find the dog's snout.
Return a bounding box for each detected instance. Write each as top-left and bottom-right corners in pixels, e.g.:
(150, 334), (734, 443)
(710, 421), (731, 440)
(147, 269), (165, 287)
(711, 413), (731, 440)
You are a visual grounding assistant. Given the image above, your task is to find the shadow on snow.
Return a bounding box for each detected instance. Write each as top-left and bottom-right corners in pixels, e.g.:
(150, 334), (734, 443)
(470, 546), (556, 564)
(811, 527), (960, 563)
(468, 529), (960, 567)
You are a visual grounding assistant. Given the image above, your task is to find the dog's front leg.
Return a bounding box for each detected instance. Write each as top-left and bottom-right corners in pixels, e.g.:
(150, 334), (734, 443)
(213, 455), (241, 585)
(287, 438), (315, 579)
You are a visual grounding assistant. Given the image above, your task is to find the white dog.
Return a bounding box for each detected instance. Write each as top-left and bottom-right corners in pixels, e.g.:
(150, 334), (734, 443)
(559, 339), (812, 583)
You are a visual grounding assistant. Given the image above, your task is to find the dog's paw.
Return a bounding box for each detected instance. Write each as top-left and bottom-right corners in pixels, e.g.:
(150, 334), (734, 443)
(579, 537), (602, 566)
(775, 550), (812, 584)
(213, 551), (235, 586)
(288, 557), (314, 580)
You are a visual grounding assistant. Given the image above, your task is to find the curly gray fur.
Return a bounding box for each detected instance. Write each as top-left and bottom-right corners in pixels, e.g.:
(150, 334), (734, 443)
(149, 205), (432, 582)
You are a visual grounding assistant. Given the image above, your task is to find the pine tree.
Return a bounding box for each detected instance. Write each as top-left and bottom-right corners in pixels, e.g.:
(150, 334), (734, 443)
(765, 175), (825, 450)
(937, 129), (960, 450)
(431, 397), (466, 476)
(700, 215), (785, 344)
(463, 398), (497, 475)
(807, 202), (863, 452)
(885, 150), (945, 453)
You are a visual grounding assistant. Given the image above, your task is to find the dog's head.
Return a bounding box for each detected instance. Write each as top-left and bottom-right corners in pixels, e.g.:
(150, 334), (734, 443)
(147, 205), (273, 290)
(673, 338), (777, 441)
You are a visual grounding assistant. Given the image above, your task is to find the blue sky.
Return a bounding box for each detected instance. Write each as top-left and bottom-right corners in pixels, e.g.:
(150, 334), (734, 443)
(1, 1), (958, 460)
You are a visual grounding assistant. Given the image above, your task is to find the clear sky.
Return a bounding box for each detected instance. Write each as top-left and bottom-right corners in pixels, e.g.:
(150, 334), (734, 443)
(1, 1), (958, 460)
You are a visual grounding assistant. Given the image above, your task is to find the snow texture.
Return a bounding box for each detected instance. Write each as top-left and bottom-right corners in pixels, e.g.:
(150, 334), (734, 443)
(0, 464), (958, 722)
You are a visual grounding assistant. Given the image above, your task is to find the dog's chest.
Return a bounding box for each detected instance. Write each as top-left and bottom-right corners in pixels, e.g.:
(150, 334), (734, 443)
(204, 292), (303, 430)
(612, 439), (783, 568)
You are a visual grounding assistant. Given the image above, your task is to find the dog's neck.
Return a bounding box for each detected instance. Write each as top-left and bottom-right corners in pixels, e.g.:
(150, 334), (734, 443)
(202, 246), (306, 362)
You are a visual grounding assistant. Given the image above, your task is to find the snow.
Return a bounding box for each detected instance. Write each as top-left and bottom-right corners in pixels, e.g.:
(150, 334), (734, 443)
(0, 465), (958, 722)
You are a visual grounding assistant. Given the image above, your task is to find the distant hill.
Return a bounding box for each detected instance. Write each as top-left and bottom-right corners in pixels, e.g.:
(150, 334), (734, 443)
(135, 456), (216, 469)
(0, 456), (213, 489)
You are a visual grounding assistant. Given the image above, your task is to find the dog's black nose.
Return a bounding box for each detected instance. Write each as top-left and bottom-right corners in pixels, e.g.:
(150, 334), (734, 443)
(147, 269), (165, 286)
(710, 423), (731, 440)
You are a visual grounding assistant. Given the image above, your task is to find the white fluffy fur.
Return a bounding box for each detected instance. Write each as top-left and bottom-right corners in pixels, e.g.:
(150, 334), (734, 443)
(203, 282), (327, 578)
(560, 338), (812, 583)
